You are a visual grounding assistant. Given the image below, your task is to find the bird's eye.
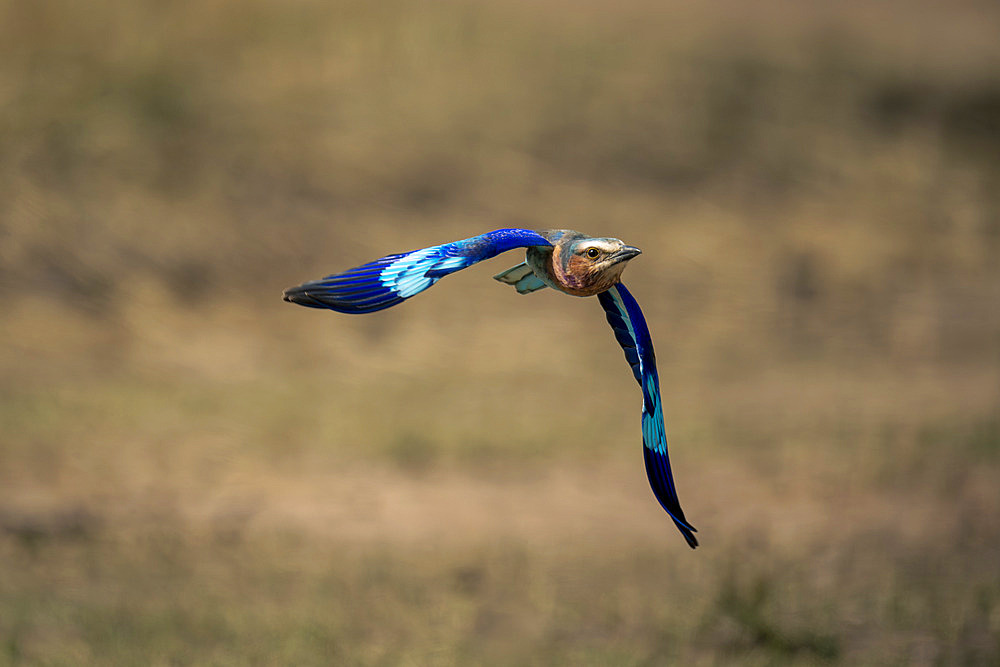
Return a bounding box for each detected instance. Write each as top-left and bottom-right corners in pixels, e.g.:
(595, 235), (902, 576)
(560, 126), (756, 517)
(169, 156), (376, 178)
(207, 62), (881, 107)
(586, 247), (600, 259)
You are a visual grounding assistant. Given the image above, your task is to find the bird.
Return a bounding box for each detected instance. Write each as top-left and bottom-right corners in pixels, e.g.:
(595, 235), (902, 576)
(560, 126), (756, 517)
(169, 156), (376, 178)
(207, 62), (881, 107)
(283, 228), (698, 548)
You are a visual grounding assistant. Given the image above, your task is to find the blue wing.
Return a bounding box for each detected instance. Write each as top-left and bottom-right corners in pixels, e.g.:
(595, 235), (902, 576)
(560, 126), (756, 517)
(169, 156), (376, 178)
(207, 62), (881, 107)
(598, 283), (698, 548)
(283, 229), (552, 314)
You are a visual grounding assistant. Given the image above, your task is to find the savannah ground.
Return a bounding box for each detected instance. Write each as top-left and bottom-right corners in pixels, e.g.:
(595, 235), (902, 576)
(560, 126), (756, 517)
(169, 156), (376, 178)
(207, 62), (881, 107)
(1, 0), (999, 664)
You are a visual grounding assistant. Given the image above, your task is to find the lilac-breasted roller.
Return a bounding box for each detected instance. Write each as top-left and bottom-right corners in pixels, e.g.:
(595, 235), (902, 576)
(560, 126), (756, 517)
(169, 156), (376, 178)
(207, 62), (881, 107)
(283, 229), (698, 548)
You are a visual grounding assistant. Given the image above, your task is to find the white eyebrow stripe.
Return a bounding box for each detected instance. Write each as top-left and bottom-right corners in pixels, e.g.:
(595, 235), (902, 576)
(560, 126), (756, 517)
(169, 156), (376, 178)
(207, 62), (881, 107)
(579, 240), (619, 253)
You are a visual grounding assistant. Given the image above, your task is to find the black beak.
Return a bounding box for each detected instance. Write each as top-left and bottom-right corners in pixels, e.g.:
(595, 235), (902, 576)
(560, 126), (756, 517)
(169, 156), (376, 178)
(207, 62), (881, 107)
(611, 245), (642, 263)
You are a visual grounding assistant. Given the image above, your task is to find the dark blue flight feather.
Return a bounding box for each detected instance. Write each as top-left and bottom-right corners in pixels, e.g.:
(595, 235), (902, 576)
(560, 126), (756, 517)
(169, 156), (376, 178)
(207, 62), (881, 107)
(598, 283), (698, 548)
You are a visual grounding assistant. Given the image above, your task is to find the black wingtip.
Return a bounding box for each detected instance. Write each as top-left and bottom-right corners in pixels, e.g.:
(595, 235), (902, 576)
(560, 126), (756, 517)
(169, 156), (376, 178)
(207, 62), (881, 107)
(678, 523), (699, 549)
(283, 284), (335, 310)
(669, 509), (699, 549)
(282, 280), (406, 314)
(282, 283), (302, 303)
(672, 513), (699, 549)
(282, 284), (308, 304)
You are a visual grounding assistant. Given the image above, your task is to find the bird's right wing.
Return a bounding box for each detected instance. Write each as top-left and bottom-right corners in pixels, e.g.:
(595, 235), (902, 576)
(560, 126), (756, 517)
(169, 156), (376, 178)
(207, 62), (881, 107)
(283, 229), (551, 314)
(598, 283), (698, 548)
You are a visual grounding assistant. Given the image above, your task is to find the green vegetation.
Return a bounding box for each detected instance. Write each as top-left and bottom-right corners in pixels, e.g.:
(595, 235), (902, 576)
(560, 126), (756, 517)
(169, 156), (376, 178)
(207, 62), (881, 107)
(1, 0), (998, 663)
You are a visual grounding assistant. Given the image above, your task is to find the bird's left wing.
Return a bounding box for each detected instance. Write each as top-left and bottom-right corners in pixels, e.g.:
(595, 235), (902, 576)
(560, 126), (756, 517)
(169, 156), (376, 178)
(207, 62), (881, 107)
(598, 283), (698, 548)
(283, 229), (551, 314)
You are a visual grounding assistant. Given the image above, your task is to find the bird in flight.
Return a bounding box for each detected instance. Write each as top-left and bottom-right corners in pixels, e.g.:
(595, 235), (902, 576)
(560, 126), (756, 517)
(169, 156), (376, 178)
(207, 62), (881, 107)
(283, 229), (698, 548)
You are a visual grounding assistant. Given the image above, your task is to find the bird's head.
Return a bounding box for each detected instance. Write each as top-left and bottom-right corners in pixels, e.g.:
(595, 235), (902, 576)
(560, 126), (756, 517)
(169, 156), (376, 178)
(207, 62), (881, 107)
(547, 231), (642, 296)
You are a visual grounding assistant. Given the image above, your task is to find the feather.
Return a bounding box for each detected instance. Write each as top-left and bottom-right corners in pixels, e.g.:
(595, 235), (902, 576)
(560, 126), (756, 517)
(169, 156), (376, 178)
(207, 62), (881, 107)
(493, 262), (535, 285)
(598, 283), (698, 548)
(493, 263), (549, 294)
(513, 274), (547, 294)
(283, 229), (551, 314)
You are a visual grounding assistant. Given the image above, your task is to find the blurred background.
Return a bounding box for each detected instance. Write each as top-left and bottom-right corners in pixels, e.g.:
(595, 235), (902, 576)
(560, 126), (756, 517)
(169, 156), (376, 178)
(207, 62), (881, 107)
(2, 0), (999, 663)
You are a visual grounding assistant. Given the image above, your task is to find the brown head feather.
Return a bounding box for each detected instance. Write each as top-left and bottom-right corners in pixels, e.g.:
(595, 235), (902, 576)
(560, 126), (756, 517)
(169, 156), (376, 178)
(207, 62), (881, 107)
(527, 230), (641, 297)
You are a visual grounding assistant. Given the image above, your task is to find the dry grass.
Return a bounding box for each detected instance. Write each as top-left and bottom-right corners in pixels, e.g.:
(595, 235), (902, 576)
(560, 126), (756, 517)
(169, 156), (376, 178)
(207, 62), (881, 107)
(1, 0), (999, 664)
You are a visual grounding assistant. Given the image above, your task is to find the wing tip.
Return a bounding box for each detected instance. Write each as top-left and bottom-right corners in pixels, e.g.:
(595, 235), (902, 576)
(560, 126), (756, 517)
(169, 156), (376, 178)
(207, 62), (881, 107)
(662, 500), (698, 548)
(282, 284), (326, 309)
(282, 283), (402, 313)
(676, 521), (699, 549)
